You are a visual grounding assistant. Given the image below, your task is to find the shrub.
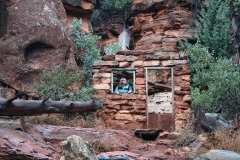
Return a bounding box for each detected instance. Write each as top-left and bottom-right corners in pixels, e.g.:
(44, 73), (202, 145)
(102, 0), (132, 10)
(180, 41), (240, 118)
(70, 18), (101, 86)
(33, 64), (83, 100)
(104, 41), (122, 55)
(33, 63), (101, 126)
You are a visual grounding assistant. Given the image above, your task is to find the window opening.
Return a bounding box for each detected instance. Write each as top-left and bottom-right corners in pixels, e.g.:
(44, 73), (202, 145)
(111, 68), (136, 93)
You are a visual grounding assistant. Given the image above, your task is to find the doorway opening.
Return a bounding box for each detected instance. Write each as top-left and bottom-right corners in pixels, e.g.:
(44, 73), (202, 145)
(145, 67), (174, 131)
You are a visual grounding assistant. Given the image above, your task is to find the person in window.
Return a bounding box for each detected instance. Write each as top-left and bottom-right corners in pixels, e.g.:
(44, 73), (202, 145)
(114, 78), (133, 94)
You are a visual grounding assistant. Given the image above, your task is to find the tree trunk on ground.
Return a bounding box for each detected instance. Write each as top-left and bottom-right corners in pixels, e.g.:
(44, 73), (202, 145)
(0, 92), (100, 116)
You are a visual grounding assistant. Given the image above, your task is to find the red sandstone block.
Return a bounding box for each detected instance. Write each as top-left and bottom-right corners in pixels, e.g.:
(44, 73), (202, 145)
(101, 113), (112, 121)
(97, 89), (110, 95)
(138, 90), (146, 95)
(100, 66), (112, 73)
(103, 109), (117, 114)
(128, 101), (134, 105)
(92, 78), (101, 84)
(133, 100), (146, 106)
(121, 94), (137, 99)
(107, 104), (121, 110)
(174, 90), (190, 95)
(104, 99), (112, 105)
(137, 94), (146, 100)
(181, 86), (190, 91)
(107, 94), (122, 100)
(175, 101), (190, 109)
(130, 109), (146, 115)
(112, 100), (128, 105)
(136, 105), (146, 110)
(174, 95), (183, 101)
(122, 106), (134, 110)
(182, 64), (189, 70)
(138, 55), (146, 60)
(135, 85), (145, 90)
(136, 78), (145, 85)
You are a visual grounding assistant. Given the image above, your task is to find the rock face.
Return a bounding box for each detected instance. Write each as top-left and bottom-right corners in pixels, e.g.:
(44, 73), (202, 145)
(61, 135), (98, 160)
(0, 128), (59, 159)
(0, 0), (77, 97)
(62, 0), (95, 33)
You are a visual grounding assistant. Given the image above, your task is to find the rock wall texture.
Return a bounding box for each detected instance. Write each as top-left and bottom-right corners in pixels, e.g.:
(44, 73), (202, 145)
(0, 0), (77, 97)
(62, 0), (95, 33)
(92, 0), (193, 131)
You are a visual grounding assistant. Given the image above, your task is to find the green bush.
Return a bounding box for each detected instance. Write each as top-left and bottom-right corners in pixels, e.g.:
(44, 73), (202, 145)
(102, 0), (132, 10)
(33, 64), (83, 100)
(70, 18), (101, 86)
(104, 42), (122, 55)
(180, 42), (240, 118)
(90, 10), (100, 25)
(194, 0), (234, 58)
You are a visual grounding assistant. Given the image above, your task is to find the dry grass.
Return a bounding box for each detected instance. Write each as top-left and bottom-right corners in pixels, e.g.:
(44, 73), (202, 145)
(31, 113), (105, 128)
(175, 127), (196, 148)
(199, 127), (240, 154)
(175, 115), (197, 148)
(82, 135), (129, 154)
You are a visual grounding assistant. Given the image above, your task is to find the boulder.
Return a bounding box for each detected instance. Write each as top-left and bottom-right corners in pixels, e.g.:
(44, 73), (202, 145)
(0, 0), (77, 97)
(205, 113), (231, 131)
(61, 135), (98, 160)
(0, 128), (59, 159)
(196, 150), (240, 160)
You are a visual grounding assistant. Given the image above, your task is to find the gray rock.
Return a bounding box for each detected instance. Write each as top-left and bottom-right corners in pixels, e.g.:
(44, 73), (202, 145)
(205, 113), (231, 131)
(195, 150), (240, 160)
(98, 154), (133, 160)
(61, 135), (97, 160)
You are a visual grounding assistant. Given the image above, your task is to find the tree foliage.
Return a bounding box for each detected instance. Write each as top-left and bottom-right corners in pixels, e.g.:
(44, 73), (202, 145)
(91, 0), (132, 26)
(34, 64), (90, 101)
(195, 0), (234, 58)
(179, 0), (240, 118)
(70, 18), (101, 86)
(180, 42), (240, 118)
(101, 0), (132, 10)
(104, 42), (122, 55)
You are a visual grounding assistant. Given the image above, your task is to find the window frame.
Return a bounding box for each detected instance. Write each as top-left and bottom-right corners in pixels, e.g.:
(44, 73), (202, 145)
(111, 68), (136, 93)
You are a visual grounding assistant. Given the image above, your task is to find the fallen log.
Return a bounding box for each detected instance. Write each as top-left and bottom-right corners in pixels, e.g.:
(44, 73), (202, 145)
(148, 81), (172, 91)
(0, 91), (101, 116)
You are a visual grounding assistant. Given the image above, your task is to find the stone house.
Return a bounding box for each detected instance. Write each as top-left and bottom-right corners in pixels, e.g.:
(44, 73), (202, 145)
(91, 1), (193, 131)
(93, 49), (191, 131)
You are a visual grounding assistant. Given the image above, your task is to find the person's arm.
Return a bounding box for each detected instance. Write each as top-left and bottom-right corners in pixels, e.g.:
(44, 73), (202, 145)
(114, 86), (120, 94)
(128, 85), (133, 93)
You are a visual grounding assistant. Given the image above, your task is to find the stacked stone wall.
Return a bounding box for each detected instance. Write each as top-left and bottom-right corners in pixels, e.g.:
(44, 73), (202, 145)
(93, 50), (191, 131)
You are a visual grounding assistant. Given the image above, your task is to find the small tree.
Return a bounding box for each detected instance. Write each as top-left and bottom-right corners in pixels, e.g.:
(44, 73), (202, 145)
(70, 18), (101, 86)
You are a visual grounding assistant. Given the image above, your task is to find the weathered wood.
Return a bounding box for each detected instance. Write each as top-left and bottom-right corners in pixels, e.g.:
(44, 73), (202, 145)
(148, 81), (171, 91)
(193, 105), (211, 133)
(0, 92), (100, 116)
(147, 81), (172, 95)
